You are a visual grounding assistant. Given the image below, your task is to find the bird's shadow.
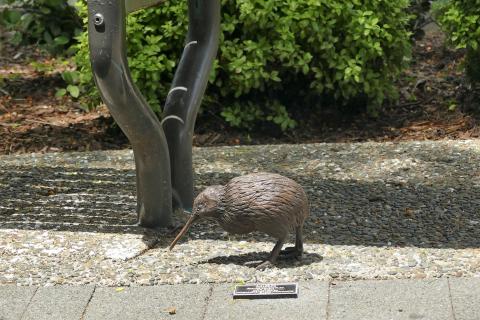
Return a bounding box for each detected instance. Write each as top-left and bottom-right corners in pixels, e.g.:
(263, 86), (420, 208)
(200, 251), (323, 269)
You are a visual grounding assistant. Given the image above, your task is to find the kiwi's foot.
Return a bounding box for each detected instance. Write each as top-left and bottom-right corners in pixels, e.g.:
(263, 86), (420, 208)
(256, 260), (275, 270)
(280, 246), (296, 254)
(280, 247), (303, 260)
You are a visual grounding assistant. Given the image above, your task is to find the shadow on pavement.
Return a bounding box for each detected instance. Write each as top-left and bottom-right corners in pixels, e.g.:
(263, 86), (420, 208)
(1, 144), (480, 250)
(201, 251), (323, 269)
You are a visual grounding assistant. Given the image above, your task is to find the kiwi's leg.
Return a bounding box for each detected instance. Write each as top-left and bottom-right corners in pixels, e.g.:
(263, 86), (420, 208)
(256, 237), (285, 270)
(280, 225), (304, 259)
(295, 225), (304, 254)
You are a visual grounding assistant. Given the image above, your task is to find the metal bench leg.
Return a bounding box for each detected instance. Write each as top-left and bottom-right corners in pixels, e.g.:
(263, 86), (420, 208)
(88, 0), (172, 228)
(162, 0), (221, 212)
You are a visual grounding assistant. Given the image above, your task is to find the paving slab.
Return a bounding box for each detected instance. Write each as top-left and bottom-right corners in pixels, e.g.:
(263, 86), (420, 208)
(328, 279), (454, 320)
(21, 286), (94, 320)
(0, 286), (36, 320)
(83, 285), (211, 320)
(203, 281), (328, 320)
(449, 277), (480, 320)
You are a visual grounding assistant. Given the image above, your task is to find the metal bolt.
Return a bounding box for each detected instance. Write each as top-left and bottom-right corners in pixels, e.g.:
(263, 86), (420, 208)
(93, 13), (104, 27)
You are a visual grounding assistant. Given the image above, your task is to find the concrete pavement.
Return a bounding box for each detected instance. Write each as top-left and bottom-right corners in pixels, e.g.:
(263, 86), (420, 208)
(3, 142), (480, 287)
(1, 278), (479, 320)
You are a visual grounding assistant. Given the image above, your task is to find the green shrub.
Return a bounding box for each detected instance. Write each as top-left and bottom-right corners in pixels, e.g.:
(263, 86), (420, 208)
(73, 0), (412, 130)
(434, 0), (480, 83)
(0, 0), (81, 54)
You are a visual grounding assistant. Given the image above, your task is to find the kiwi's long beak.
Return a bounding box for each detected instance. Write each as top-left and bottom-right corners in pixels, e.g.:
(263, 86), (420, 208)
(169, 214), (199, 250)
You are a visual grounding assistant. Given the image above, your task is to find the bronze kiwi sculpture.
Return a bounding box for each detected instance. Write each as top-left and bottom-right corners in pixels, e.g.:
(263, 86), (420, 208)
(169, 172), (309, 269)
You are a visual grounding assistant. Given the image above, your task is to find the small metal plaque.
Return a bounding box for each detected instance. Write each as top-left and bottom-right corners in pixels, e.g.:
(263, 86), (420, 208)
(233, 283), (299, 299)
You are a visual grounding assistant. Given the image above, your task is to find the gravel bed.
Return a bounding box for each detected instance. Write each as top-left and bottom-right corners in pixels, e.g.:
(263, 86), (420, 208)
(1, 140), (480, 286)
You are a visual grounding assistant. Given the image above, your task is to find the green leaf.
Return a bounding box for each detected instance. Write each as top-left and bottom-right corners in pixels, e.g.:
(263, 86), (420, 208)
(62, 71), (79, 84)
(55, 88), (67, 97)
(43, 31), (53, 44)
(54, 36), (69, 45)
(62, 72), (73, 84)
(67, 85), (80, 98)
(20, 13), (34, 30)
(6, 10), (21, 24)
(40, 7), (51, 14)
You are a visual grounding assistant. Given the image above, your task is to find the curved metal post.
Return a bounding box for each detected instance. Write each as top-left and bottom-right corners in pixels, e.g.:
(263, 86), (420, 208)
(162, 0), (221, 211)
(88, 0), (172, 228)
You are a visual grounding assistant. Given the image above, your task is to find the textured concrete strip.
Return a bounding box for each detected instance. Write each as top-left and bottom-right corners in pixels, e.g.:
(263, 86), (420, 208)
(2, 141), (480, 286)
(83, 285), (210, 320)
(449, 277), (480, 320)
(328, 279), (454, 320)
(203, 281), (328, 320)
(21, 286), (95, 320)
(0, 286), (36, 320)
